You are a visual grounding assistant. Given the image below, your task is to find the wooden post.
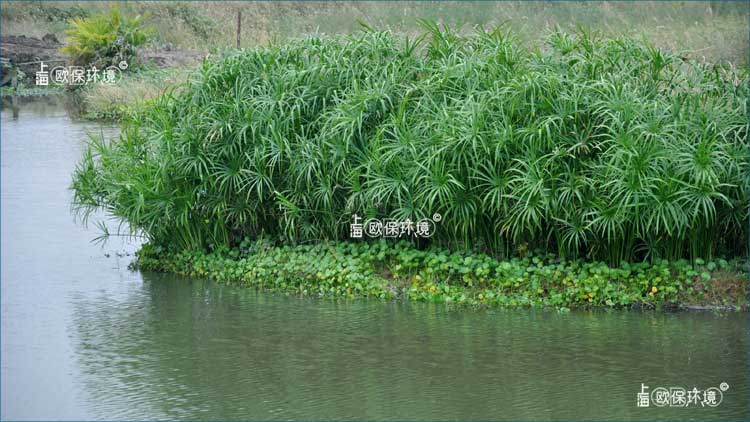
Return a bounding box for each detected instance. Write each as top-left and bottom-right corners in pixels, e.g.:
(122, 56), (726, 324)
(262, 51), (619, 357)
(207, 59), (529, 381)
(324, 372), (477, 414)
(11, 85), (18, 119)
(236, 10), (242, 48)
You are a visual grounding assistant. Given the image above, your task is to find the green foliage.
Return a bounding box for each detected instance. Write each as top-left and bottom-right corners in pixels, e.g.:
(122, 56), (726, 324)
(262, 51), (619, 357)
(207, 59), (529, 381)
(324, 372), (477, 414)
(61, 8), (152, 68)
(72, 25), (749, 264)
(135, 239), (748, 310)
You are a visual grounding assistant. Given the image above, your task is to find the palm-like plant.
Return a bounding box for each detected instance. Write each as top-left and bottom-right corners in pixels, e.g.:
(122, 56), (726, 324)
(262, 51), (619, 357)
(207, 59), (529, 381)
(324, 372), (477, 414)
(72, 23), (749, 265)
(62, 8), (152, 67)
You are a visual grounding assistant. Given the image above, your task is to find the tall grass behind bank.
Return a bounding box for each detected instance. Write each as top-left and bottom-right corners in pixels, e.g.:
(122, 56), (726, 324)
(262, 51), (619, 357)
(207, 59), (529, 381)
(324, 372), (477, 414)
(2, 1), (748, 66)
(71, 26), (749, 265)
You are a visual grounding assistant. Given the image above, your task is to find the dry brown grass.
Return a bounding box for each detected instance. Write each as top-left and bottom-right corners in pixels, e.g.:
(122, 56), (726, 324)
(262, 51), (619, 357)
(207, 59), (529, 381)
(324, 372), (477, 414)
(79, 67), (189, 120)
(2, 1), (748, 65)
(688, 270), (749, 307)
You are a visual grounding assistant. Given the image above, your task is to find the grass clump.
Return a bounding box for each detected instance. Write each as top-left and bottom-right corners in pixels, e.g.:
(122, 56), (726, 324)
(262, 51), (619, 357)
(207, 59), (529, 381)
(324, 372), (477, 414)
(72, 24), (749, 266)
(135, 239), (748, 310)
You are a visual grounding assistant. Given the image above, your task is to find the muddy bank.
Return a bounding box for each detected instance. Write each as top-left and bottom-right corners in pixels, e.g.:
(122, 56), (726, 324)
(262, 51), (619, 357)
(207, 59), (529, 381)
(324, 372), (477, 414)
(1, 35), (64, 85)
(1, 34), (204, 87)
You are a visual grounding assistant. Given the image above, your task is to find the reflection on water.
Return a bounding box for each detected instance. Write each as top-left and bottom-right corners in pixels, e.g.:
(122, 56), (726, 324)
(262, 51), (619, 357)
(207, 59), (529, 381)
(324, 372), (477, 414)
(71, 274), (749, 420)
(2, 97), (749, 420)
(1, 94), (85, 119)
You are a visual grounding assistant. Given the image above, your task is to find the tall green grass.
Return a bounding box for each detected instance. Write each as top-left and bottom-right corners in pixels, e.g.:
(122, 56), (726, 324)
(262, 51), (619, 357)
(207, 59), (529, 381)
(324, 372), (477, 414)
(71, 24), (749, 264)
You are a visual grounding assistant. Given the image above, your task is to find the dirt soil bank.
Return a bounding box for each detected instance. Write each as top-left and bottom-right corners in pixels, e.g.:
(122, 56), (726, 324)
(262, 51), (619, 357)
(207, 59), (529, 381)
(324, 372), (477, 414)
(1, 34), (205, 86)
(1, 35), (64, 85)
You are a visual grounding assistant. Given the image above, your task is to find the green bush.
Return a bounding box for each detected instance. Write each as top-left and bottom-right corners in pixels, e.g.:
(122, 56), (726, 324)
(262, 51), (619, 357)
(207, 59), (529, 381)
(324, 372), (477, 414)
(61, 8), (152, 68)
(71, 24), (749, 264)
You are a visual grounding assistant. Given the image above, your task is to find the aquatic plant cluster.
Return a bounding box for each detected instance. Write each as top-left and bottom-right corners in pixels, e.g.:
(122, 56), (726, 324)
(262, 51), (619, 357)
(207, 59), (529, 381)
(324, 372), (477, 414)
(72, 24), (749, 265)
(136, 240), (747, 309)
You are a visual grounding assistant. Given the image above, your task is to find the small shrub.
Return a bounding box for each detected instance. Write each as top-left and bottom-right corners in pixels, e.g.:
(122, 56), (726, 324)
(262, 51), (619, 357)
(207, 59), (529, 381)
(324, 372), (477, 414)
(61, 9), (152, 68)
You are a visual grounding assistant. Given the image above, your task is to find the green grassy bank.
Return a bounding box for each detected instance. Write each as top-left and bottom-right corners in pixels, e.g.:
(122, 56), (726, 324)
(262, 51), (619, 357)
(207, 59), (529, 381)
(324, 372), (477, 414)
(135, 239), (748, 310)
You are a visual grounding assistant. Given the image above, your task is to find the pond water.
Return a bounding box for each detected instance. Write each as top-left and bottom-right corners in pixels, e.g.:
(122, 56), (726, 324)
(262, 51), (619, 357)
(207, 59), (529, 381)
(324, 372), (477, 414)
(1, 97), (748, 420)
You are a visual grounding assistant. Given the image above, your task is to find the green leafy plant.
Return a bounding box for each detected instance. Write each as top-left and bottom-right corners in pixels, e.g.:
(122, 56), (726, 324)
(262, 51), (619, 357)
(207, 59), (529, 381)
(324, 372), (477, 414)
(71, 23), (749, 266)
(61, 8), (152, 68)
(134, 239), (748, 310)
